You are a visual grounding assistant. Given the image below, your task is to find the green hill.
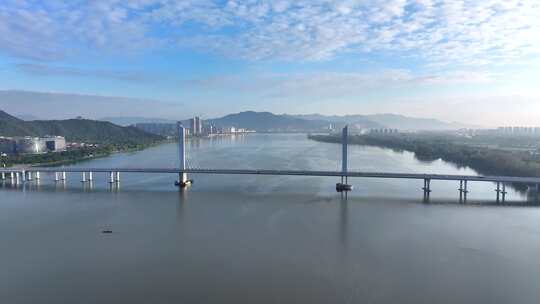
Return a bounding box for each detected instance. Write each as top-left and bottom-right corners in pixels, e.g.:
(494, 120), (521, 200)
(0, 110), (163, 145)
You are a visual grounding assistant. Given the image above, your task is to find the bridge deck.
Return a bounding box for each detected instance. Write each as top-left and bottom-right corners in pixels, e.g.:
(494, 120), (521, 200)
(1, 167), (540, 184)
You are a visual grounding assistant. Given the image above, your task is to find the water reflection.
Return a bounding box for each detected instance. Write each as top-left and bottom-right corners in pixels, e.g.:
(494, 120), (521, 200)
(339, 196), (348, 254)
(2, 134), (540, 205)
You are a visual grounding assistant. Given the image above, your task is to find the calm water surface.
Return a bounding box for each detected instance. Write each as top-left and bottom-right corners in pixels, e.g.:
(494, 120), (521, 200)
(1, 134), (540, 303)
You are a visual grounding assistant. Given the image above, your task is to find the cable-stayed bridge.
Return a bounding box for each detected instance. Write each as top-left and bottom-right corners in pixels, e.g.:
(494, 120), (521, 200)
(2, 125), (540, 202)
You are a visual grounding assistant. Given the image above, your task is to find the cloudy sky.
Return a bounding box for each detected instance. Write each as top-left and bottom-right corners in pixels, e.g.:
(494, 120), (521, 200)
(0, 0), (539, 125)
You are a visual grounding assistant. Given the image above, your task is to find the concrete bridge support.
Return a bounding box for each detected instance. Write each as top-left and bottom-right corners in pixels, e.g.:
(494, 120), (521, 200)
(177, 123), (191, 188)
(62, 172), (66, 181)
(422, 178), (431, 201)
(1, 172), (5, 180)
(496, 182), (501, 203)
(54, 172), (59, 182)
(422, 178), (432, 193)
(109, 172), (115, 183)
(336, 126), (353, 193)
(459, 180), (469, 202)
(35, 172), (40, 180)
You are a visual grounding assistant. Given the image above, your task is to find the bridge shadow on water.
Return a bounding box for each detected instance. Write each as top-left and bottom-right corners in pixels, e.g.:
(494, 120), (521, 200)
(3, 179), (540, 207)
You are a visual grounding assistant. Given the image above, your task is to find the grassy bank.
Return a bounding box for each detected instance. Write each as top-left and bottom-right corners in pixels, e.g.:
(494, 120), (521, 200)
(308, 134), (540, 178)
(1, 141), (165, 168)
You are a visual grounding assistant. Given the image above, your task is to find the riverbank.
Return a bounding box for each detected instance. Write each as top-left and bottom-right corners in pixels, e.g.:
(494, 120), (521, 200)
(308, 134), (540, 178)
(1, 141), (168, 168)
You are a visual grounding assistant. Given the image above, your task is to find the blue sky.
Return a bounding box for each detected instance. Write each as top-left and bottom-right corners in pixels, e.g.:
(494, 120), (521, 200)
(0, 0), (539, 126)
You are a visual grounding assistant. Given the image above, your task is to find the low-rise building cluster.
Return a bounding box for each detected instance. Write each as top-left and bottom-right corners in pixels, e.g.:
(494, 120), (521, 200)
(0, 136), (66, 154)
(497, 127), (540, 135)
(368, 128), (400, 135)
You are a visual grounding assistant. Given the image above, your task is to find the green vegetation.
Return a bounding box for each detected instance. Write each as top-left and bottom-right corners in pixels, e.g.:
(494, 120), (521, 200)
(0, 110), (163, 145)
(1, 142), (159, 167)
(2, 146), (112, 167)
(2, 140), (165, 167)
(1, 110), (166, 167)
(308, 133), (540, 178)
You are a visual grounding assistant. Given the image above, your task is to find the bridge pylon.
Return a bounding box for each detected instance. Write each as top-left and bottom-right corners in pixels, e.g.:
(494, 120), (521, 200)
(336, 126), (353, 192)
(176, 122), (191, 188)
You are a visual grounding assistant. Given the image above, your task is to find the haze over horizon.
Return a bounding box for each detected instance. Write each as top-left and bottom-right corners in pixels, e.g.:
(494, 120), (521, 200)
(0, 1), (539, 125)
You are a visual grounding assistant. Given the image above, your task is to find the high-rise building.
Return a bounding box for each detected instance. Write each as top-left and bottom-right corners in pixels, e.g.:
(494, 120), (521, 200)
(190, 116), (203, 136)
(190, 118), (196, 135)
(195, 117), (202, 135)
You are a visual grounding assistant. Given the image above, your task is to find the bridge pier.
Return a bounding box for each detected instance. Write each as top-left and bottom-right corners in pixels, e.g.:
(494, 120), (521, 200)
(88, 172), (93, 181)
(1, 172), (5, 180)
(459, 180), (463, 202)
(62, 172), (66, 181)
(27, 171), (32, 181)
(54, 172), (59, 182)
(422, 178), (432, 194)
(15, 172), (20, 185)
(423, 178), (431, 201)
(115, 172), (120, 183)
(502, 183), (507, 203)
(35, 172), (40, 180)
(178, 172), (188, 186)
(459, 180), (469, 202)
(109, 172), (115, 183)
(81, 172), (87, 183)
(496, 182), (501, 203)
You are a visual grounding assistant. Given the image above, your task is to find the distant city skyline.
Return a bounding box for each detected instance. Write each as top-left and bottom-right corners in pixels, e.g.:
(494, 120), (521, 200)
(0, 1), (539, 126)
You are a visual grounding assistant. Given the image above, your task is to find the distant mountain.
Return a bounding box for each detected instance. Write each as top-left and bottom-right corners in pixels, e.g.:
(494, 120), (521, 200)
(292, 114), (384, 129)
(295, 113), (472, 130)
(0, 110), (36, 136)
(134, 123), (180, 137)
(15, 114), (41, 121)
(99, 116), (179, 126)
(132, 111), (469, 134)
(128, 111), (476, 135)
(0, 110), (163, 144)
(208, 111), (334, 132)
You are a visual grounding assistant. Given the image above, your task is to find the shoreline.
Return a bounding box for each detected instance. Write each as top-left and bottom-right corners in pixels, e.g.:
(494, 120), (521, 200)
(3, 141), (169, 169)
(308, 134), (540, 191)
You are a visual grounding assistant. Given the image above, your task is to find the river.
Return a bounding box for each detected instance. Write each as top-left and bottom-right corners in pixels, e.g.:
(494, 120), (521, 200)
(1, 133), (539, 303)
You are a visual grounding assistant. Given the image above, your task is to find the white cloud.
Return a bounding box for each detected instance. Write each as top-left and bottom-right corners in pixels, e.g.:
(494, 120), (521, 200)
(0, 89), (190, 119)
(0, 0), (539, 65)
(373, 94), (540, 127)
(14, 63), (155, 82)
(182, 69), (496, 99)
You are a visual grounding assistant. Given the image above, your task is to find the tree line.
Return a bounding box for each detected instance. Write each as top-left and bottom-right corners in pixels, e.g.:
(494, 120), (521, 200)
(308, 134), (540, 178)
